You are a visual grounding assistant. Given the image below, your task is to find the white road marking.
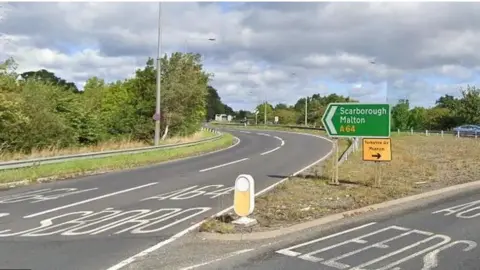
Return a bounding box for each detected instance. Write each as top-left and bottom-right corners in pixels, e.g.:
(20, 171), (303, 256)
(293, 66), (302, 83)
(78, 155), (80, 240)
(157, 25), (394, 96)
(432, 199), (480, 219)
(260, 135), (285, 155)
(274, 136), (285, 146)
(180, 248), (254, 270)
(260, 146), (281, 156)
(105, 130), (334, 270)
(0, 213), (9, 218)
(0, 187), (98, 204)
(0, 207), (211, 237)
(23, 182), (158, 219)
(276, 222), (477, 270)
(276, 222), (377, 257)
(141, 184), (234, 201)
(256, 132), (270, 136)
(239, 131), (251, 134)
(421, 240), (477, 270)
(199, 158), (249, 172)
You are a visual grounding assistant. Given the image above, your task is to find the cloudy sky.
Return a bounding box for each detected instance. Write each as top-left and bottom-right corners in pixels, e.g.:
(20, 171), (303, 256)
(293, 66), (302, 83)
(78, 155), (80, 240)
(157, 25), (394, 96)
(1, 2), (480, 111)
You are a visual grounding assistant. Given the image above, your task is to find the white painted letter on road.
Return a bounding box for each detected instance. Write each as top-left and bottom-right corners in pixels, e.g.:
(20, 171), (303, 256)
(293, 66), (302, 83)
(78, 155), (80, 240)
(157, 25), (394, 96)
(276, 223), (477, 270)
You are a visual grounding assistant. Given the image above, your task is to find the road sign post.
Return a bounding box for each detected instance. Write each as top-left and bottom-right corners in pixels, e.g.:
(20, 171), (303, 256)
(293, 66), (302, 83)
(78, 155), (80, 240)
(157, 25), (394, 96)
(362, 138), (392, 187)
(322, 103), (391, 186)
(322, 103), (391, 138)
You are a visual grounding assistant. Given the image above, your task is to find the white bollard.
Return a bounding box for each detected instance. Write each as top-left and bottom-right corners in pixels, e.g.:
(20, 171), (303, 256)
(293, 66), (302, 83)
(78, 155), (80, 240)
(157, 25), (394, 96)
(232, 174), (257, 226)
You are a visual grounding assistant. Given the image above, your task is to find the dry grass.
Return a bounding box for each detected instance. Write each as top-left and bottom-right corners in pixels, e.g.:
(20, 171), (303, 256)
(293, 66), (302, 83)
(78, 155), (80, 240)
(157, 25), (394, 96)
(0, 130), (213, 162)
(199, 215), (236, 234)
(245, 134), (480, 232)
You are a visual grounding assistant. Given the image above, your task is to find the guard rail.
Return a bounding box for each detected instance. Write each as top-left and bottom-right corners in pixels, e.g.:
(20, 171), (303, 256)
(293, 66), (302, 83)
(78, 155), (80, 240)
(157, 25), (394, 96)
(0, 128), (222, 171)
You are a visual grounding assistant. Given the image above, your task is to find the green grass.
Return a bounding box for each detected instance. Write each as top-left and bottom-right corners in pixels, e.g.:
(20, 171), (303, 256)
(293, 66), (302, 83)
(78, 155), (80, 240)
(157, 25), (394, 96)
(211, 123), (327, 136)
(0, 133), (235, 184)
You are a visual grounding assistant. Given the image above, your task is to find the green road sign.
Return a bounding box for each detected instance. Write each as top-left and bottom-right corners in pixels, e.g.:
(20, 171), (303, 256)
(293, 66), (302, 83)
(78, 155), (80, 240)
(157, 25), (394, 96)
(321, 103), (391, 138)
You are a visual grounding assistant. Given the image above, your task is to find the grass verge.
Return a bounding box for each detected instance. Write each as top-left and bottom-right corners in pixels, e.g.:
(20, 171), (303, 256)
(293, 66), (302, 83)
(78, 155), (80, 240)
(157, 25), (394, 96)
(0, 132), (235, 185)
(201, 132), (480, 233)
(0, 130), (214, 161)
(210, 123), (327, 136)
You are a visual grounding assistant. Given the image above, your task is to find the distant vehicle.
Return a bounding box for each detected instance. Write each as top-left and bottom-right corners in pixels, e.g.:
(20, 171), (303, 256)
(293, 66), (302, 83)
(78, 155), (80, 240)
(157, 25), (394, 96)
(452, 125), (480, 137)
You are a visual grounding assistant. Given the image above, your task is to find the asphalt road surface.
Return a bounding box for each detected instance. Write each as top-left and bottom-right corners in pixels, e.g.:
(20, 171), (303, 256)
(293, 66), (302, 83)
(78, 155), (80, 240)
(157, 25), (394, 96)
(0, 128), (332, 270)
(202, 189), (480, 270)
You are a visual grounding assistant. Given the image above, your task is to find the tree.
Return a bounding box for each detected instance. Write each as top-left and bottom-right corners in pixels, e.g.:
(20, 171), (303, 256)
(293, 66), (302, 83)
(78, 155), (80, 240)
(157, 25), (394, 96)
(236, 110), (249, 120)
(20, 69), (79, 93)
(274, 108), (296, 124)
(256, 103), (274, 124)
(408, 107), (427, 130)
(274, 103), (288, 110)
(391, 99), (410, 130)
(457, 85), (480, 125)
(206, 86), (225, 120)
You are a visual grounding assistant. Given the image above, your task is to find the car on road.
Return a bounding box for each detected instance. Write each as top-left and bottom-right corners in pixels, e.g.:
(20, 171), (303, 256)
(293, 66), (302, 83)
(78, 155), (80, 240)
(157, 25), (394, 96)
(452, 125), (480, 137)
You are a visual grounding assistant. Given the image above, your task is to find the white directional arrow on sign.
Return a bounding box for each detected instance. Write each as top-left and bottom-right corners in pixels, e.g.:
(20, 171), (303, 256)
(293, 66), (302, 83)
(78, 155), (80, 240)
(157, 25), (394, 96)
(325, 105), (338, 135)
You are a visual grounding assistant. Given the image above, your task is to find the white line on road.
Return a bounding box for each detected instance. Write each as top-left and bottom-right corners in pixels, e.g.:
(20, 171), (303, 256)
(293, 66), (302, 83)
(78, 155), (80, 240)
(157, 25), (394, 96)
(0, 213), (9, 218)
(23, 182), (158, 219)
(274, 136), (285, 146)
(260, 135), (285, 155)
(180, 248), (254, 270)
(199, 158), (249, 172)
(239, 131), (251, 134)
(256, 132), (270, 136)
(276, 222), (377, 257)
(106, 130), (334, 270)
(260, 146), (281, 156)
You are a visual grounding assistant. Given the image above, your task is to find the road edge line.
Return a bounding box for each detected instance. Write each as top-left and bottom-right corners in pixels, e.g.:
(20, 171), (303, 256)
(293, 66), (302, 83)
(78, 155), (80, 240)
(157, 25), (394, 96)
(105, 130), (334, 270)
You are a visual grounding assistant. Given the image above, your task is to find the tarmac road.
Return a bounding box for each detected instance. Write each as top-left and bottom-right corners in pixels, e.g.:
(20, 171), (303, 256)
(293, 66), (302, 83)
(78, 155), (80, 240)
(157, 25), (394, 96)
(0, 128), (333, 270)
(199, 188), (480, 270)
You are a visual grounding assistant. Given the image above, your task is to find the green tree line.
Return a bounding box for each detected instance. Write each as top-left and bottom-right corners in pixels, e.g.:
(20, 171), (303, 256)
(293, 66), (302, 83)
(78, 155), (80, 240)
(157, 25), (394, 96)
(0, 53), (231, 153)
(244, 94), (356, 126)
(391, 85), (480, 131)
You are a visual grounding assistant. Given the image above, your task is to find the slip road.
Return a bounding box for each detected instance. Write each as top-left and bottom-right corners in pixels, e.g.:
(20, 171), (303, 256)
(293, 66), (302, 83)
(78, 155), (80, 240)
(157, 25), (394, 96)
(201, 189), (480, 270)
(0, 128), (332, 270)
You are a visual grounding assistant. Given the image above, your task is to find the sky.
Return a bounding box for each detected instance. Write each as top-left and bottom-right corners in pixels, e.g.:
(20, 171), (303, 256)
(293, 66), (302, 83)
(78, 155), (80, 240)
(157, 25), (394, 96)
(1, 2), (480, 111)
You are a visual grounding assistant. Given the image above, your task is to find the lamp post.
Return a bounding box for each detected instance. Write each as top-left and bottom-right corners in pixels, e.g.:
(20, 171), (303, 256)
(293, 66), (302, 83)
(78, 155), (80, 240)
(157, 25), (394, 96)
(154, 2), (162, 146)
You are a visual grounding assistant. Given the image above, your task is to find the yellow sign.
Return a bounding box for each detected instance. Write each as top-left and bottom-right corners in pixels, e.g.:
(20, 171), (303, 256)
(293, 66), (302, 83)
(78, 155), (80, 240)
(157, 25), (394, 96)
(362, 138), (392, 162)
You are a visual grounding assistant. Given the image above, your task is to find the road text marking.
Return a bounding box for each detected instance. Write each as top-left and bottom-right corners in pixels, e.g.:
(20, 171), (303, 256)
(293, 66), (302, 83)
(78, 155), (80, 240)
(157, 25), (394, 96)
(23, 182), (158, 219)
(432, 199), (480, 219)
(0, 187), (98, 204)
(276, 223), (476, 270)
(199, 158), (249, 172)
(141, 184), (234, 201)
(0, 207), (210, 237)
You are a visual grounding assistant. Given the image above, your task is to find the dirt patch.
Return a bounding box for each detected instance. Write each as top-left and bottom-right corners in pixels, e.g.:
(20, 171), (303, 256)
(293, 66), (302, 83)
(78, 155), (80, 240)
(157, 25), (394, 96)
(206, 133), (480, 233)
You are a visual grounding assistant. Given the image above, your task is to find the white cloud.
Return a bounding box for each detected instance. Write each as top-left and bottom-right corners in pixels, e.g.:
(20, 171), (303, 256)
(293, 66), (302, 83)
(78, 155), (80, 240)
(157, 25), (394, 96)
(2, 2), (480, 110)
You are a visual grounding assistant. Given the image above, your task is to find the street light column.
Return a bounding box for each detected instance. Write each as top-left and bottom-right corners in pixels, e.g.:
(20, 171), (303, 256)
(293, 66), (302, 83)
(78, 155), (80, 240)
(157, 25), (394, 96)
(305, 97), (308, 126)
(154, 2), (162, 146)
